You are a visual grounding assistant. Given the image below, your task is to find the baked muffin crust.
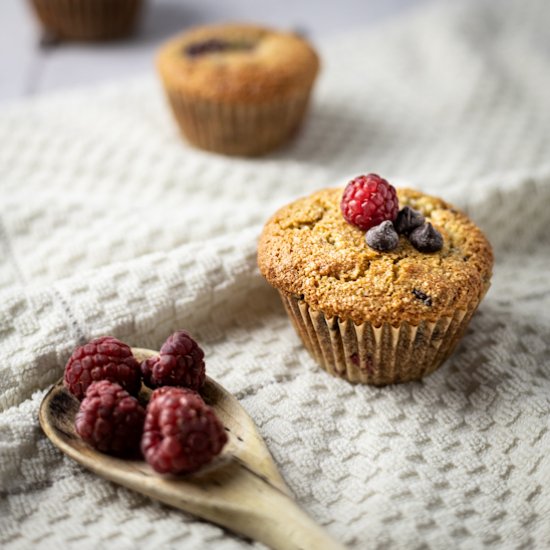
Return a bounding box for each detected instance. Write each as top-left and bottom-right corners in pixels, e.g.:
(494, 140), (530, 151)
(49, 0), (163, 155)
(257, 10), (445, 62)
(258, 188), (493, 326)
(157, 23), (320, 103)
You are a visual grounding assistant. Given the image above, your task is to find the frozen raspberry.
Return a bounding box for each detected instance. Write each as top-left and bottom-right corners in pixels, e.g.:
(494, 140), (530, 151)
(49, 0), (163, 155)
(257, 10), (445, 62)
(75, 380), (145, 456)
(64, 336), (141, 400)
(141, 331), (205, 391)
(148, 385), (192, 404)
(341, 174), (399, 231)
(141, 387), (227, 474)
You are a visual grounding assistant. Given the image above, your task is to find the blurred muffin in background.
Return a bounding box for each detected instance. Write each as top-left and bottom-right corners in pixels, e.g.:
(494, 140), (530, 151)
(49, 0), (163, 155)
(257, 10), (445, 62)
(156, 23), (320, 156)
(30, 0), (144, 41)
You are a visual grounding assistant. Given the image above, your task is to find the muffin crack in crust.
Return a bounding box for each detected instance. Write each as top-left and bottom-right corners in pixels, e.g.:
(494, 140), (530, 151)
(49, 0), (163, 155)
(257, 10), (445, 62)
(258, 188), (493, 326)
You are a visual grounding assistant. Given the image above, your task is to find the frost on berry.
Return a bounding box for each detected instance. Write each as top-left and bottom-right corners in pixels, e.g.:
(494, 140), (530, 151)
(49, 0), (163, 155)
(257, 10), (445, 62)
(64, 336), (141, 400)
(75, 380), (145, 456)
(141, 331), (205, 391)
(141, 388), (227, 475)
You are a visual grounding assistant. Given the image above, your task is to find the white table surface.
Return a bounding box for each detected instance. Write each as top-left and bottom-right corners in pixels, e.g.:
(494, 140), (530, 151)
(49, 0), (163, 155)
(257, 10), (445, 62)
(0, 0), (435, 103)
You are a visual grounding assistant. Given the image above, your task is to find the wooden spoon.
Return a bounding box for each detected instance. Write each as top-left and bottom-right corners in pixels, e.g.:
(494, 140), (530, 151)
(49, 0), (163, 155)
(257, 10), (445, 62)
(39, 348), (345, 550)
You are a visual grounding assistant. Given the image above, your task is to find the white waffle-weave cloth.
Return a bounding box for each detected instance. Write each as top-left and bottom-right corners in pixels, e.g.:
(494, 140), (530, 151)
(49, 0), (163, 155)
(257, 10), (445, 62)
(1, 0), (550, 548)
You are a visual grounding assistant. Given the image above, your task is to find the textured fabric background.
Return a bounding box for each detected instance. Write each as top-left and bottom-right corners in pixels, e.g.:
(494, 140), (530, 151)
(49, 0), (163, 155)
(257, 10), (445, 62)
(1, 0), (550, 548)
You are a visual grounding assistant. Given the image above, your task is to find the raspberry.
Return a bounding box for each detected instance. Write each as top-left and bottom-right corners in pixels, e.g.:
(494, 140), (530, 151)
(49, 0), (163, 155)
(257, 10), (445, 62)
(64, 336), (142, 400)
(75, 380), (145, 456)
(141, 387), (228, 474)
(141, 331), (205, 391)
(148, 385), (186, 403)
(341, 174), (399, 231)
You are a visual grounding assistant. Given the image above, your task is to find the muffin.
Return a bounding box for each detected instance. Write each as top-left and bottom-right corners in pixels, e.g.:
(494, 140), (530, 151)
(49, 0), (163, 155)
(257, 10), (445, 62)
(258, 176), (493, 385)
(156, 23), (320, 156)
(30, 0), (143, 41)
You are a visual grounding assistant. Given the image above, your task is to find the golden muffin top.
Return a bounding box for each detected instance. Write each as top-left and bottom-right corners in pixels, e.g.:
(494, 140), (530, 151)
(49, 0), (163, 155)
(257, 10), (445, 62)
(156, 23), (320, 103)
(258, 188), (493, 326)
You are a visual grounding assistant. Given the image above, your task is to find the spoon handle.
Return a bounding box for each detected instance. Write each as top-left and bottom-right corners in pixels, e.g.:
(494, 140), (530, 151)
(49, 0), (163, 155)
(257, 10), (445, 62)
(143, 460), (347, 550)
(241, 484), (346, 550)
(39, 375), (345, 549)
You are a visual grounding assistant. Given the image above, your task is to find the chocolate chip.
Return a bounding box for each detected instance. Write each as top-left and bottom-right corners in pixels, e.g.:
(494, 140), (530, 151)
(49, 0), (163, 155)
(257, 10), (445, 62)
(394, 206), (425, 235)
(412, 289), (432, 306)
(365, 220), (399, 252)
(185, 38), (255, 56)
(409, 223), (443, 253)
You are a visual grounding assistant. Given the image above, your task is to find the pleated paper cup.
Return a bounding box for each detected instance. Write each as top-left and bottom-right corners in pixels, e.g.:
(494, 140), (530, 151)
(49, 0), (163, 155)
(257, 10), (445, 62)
(163, 90), (313, 157)
(30, 0), (143, 41)
(279, 291), (484, 385)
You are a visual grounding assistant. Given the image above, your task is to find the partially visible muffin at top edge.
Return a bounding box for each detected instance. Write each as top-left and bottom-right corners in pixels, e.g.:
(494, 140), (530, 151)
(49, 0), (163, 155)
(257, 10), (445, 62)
(30, 0), (144, 41)
(156, 23), (320, 156)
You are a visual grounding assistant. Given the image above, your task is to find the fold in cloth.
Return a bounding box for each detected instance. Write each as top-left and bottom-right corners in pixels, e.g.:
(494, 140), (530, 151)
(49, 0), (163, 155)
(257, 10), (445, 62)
(1, 0), (550, 547)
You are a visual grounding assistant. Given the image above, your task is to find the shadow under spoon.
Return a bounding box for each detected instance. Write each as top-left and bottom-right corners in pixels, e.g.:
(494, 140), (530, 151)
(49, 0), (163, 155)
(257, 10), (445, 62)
(39, 347), (345, 550)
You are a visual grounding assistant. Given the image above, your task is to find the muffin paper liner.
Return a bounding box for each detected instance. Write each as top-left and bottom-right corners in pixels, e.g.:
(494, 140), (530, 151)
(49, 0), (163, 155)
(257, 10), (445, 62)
(31, 0), (143, 40)
(163, 90), (313, 156)
(279, 291), (483, 385)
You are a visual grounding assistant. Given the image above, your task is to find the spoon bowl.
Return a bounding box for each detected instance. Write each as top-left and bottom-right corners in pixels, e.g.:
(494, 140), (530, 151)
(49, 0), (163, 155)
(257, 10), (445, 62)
(39, 347), (345, 550)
